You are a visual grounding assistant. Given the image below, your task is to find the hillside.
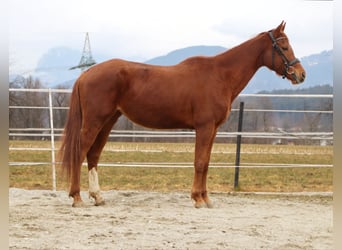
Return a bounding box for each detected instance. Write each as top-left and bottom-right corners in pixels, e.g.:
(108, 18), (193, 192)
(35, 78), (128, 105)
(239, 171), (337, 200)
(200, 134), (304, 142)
(146, 48), (332, 93)
(145, 45), (226, 65)
(15, 46), (332, 93)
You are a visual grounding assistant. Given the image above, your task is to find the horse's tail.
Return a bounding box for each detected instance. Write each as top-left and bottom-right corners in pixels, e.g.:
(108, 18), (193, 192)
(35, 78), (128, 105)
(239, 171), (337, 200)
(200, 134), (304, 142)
(59, 79), (83, 190)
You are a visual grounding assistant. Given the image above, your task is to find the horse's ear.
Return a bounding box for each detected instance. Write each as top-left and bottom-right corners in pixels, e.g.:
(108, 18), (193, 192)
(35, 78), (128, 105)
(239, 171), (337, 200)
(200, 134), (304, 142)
(281, 21), (286, 31)
(274, 21), (286, 35)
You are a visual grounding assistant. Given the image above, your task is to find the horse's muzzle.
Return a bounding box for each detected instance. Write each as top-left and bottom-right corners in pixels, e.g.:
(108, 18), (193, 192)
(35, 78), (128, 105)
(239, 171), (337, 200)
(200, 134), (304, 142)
(288, 66), (306, 84)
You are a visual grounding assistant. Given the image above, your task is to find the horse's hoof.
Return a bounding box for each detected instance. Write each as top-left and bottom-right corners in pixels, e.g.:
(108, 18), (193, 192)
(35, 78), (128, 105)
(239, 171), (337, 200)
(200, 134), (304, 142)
(194, 201), (207, 209)
(94, 198), (105, 206)
(194, 199), (214, 208)
(72, 201), (85, 208)
(206, 201), (214, 208)
(90, 192), (105, 206)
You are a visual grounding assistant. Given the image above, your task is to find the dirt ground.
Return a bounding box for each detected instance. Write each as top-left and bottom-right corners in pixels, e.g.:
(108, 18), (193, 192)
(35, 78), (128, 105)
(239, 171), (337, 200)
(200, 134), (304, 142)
(9, 188), (332, 250)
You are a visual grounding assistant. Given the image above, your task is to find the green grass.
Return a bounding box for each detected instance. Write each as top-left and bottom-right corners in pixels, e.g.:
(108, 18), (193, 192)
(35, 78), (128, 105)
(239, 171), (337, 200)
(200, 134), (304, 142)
(9, 141), (333, 192)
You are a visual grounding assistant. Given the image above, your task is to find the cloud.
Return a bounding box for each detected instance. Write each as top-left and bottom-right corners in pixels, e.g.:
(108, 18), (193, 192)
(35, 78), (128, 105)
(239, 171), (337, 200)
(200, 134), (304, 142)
(9, 0), (332, 72)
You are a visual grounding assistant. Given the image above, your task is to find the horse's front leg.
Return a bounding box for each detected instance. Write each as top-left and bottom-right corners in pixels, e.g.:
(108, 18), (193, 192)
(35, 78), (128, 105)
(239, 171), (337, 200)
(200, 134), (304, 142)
(192, 125), (217, 208)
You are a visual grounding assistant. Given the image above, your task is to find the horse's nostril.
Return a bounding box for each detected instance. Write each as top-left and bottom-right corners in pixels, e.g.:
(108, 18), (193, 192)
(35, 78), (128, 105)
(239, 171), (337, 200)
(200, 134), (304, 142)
(302, 72), (306, 80)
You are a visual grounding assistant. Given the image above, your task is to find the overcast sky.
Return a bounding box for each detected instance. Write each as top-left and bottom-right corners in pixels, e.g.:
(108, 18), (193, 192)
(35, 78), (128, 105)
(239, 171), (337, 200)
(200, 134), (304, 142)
(9, 0), (333, 75)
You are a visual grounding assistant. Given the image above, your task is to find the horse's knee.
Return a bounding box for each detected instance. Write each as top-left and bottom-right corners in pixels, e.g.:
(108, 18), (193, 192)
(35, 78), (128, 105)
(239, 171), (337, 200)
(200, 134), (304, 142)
(194, 160), (208, 173)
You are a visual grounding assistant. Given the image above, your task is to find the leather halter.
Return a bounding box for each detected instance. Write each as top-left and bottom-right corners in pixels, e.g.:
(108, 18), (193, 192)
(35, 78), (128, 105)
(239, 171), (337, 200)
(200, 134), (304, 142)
(268, 31), (300, 81)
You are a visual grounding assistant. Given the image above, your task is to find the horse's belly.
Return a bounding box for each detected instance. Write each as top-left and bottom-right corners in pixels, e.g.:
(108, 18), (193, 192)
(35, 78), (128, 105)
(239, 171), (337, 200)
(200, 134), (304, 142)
(118, 104), (193, 130)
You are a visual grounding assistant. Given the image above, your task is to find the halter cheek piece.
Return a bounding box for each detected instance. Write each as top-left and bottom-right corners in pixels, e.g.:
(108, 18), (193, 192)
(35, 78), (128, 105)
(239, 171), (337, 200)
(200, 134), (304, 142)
(268, 31), (300, 81)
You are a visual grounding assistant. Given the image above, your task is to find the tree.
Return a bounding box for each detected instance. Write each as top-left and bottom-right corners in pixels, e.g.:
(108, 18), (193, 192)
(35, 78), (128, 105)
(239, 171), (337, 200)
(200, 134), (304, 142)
(52, 84), (70, 130)
(9, 76), (48, 139)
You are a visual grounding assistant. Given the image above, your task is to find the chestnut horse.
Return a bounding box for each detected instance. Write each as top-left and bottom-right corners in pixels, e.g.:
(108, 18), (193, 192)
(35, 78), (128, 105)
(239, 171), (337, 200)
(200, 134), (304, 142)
(60, 21), (305, 208)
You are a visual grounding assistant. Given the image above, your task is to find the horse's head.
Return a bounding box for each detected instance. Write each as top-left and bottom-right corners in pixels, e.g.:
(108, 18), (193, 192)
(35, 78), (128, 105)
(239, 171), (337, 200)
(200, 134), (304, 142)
(264, 21), (306, 84)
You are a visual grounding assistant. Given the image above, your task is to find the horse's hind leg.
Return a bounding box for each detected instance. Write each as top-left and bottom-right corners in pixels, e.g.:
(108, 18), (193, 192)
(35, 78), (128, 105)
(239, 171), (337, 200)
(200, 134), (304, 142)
(69, 125), (102, 207)
(69, 127), (99, 207)
(87, 112), (122, 206)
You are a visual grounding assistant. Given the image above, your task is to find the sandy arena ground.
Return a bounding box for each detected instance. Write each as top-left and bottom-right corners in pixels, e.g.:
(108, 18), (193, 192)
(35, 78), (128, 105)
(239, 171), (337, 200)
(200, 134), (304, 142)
(9, 188), (332, 250)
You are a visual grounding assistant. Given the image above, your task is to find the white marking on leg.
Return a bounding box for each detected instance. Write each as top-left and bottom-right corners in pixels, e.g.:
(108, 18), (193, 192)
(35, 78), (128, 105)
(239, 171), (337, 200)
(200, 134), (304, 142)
(88, 168), (100, 195)
(88, 168), (105, 205)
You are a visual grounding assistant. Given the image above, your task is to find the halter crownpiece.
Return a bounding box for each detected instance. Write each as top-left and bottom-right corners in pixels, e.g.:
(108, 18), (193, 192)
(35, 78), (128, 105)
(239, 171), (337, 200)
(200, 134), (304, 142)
(268, 31), (300, 81)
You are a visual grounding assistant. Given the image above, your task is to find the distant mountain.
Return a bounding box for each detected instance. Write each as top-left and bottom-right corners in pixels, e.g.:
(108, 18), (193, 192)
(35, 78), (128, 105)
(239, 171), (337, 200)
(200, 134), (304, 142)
(244, 50), (332, 93)
(32, 46), (110, 87)
(300, 50), (332, 86)
(34, 47), (81, 86)
(145, 45), (226, 65)
(145, 47), (332, 94)
(24, 45), (332, 93)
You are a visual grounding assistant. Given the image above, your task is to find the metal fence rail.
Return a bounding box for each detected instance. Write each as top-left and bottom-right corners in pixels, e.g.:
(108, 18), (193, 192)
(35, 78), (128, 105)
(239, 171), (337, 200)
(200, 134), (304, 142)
(9, 88), (334, 191)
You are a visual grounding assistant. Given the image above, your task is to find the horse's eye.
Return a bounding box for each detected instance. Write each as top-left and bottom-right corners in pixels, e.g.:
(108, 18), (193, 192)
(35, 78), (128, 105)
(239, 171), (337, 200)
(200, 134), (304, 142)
(282, 47), (289, 51)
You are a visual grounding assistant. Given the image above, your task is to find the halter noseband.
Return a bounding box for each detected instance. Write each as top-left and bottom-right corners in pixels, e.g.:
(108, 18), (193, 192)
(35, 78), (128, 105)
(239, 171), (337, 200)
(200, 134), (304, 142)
(268, 31), (300, 81)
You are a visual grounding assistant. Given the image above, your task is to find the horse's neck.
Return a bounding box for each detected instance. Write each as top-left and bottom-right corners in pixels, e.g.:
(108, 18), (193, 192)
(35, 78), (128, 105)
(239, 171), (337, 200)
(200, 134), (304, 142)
(215, 33), (267, 98)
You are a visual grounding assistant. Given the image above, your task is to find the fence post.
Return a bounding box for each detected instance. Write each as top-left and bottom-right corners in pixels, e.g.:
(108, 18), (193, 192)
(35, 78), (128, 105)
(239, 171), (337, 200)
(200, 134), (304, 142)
(234, 102), (244, 189)
(48, 89), (56, 192)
